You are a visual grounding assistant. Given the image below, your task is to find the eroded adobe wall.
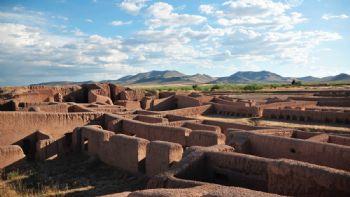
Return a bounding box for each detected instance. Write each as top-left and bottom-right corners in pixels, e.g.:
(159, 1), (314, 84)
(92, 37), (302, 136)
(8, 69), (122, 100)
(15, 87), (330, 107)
(158, 105), (214, 116)
(202, 119), (269, 135)
(229, 131), (350, 171)
(206, 151), (270, 191)
(213, 97), (250, 107)
(0, 112), (104, 146)
(261, 101), (317, 109)
(152, 96), (177, 111)
(213, 103), (262, 117)
(76, 126), (149, 173)
(0, 145), (25, 169)
(175, 95), (201, 108)
(267, 159), (350, 196)
(182, 122), (221, 133)
(21, 103), (70, 112)
(263, 108), (350, 124)
(292, 130), (350, 146)
(164, 147), (350, 197)
(122, 119), (190, 146)
(134, 115), (169, 124)
(114, 100), (141, 109)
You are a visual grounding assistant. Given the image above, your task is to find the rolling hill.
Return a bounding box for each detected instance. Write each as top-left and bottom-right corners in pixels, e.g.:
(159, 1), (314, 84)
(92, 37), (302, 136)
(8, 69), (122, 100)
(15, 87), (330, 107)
(214, 71), (289, 84)
(33, 70), (350, 86)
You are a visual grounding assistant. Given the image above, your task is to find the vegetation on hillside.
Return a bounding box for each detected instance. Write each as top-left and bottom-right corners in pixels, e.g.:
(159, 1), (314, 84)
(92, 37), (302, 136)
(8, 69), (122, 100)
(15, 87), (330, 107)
(144, 83), (293, 92)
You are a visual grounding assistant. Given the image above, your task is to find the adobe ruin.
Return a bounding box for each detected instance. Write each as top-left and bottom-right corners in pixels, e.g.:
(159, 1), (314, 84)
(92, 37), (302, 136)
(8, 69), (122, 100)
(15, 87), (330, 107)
(0, 83), (349, 196)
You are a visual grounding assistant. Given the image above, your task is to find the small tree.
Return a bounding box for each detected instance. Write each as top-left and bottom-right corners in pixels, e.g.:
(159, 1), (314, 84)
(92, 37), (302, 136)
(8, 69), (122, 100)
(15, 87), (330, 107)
(210, 84), (220, 91)
(291, 80), (302, 86)
(192, 84), (199, 90)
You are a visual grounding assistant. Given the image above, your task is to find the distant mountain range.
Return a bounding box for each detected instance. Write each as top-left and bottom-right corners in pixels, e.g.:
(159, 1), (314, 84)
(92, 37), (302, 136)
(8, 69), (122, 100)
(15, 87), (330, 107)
(35, 70), (350, 86)
(102, 70), (216, 85)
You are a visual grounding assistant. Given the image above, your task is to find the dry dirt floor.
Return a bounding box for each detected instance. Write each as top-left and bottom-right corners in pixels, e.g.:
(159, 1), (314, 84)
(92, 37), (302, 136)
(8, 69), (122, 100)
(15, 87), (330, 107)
(196, 115), (350, 135)
(0, 154), (148, 197)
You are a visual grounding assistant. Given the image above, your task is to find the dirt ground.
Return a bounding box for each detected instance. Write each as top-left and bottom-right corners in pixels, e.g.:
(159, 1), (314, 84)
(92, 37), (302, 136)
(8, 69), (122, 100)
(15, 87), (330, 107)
(0, 154), (148, 197)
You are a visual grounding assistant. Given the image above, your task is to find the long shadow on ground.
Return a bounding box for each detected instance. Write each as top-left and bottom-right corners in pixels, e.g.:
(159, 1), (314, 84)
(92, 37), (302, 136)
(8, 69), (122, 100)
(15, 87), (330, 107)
(2, 154), (148, 196)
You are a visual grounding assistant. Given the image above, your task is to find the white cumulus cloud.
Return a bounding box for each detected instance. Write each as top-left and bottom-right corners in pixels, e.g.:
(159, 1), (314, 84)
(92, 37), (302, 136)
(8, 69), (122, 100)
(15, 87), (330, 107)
(322, 14), (349, 20)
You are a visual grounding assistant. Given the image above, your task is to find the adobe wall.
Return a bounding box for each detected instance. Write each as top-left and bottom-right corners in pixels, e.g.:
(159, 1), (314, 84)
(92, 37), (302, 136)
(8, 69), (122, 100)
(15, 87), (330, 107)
(318, 100), (350, 107)
(158, 105), (214, 116)
(86, 106), (127, 113)
(267, 159), (350, 196)
(263, 108), (350, 124)
(109, 84), (125, 102)
(119, 89), (145, 101)
(13, 92), (54, 103)
(82, 83), (111, 98)
(100, 134), (149, 173)
(68, 104), (96, 112)
(146, 141), (183, 177)
(159, 146), (350, 197)
(187, 130), (225, 147)
(252, 128), (295, 137)
(261, 101), (317, 109)
(175, 95), (201, 108)
(206, 151), (270, 191)
(202, 119), (268, 135)
(0, 112), (104, 146)
(134, 115), (169, 124)
(0, 145), (25, 169)
(125, 184), (282, 197)
(151, 96), (177, 111)
(288, 96), (350, 107)
(122, 119), (190, 146)
(182, 122), (221, 133)
(77, 126), (149, 173)
(88, 89), (113, 105)
(114, 100), (141, 110)
(166, 120), (202, 127)
(228, 131), (350, 171)
(21, 103), (69, 112)
(159, 91), (176, 98)
(196, 95), (214, 103)
(165, 114), (198, 122)
(213, 97), (249, 107)
(292, 130), (350, 146)
(213, 103), (262, 117)
(135, 110), (162, 116)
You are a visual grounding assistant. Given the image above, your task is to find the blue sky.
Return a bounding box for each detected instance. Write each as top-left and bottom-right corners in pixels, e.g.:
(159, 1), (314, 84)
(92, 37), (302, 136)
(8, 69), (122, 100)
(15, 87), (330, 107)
(0, 0), (349, 86)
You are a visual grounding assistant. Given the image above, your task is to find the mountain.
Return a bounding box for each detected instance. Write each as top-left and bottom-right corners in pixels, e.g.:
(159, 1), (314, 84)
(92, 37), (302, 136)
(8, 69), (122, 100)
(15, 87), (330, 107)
(214, 71), (289, 83)
(104, 70), (216, 85)
(35, 80), (95, 86)
(329, 73), (350, 81)
(297, 73), (350, 82)
(31, 70), (350, 86)
(297, 76), (321, 82)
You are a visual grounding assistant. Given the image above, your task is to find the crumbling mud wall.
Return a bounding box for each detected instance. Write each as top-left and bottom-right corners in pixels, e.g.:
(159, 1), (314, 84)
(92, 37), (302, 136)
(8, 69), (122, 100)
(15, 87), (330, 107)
(213, 103), (263, 117)
(261, 101), (317, 109)
(151, 96), (177, 111)
(0, 112), (104, 146)
(75, 126), (148, 173)
(122, 119), (190, 146)
(88, 90), (113, 105)
(20, 102), (70, 112)
(291, 130), (350, 146)
(158, 105), (214, 116)
(202, 119), (269, 135)
(175, 95), (201, 108)
(153, 147), (350, 197)
(263, 108), (350, 124)
(228, 131), (350, 171)
(0, 145), (25, 169)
